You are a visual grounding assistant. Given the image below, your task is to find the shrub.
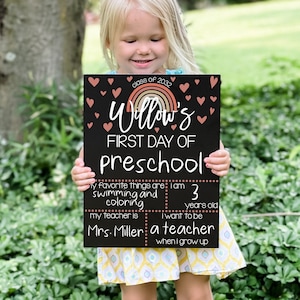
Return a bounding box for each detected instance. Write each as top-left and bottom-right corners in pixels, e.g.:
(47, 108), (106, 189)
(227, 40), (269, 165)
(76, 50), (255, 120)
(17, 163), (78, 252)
(0, 79), (299, 299)
(215, 79), (300, 299)
(0, 82), (83, 199)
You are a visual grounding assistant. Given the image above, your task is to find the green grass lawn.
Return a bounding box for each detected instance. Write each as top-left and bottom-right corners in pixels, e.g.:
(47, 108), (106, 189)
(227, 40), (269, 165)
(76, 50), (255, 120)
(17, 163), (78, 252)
(82, 0), (300, 88)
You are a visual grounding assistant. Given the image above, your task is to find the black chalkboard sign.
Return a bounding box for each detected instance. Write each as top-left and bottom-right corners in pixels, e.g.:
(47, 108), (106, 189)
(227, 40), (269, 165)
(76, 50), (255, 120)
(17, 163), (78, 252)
(83, 74), (220, 248)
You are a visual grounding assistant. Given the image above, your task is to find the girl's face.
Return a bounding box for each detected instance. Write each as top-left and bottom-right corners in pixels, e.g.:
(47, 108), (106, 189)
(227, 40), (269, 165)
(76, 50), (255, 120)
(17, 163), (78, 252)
(111, 8), (169, 74)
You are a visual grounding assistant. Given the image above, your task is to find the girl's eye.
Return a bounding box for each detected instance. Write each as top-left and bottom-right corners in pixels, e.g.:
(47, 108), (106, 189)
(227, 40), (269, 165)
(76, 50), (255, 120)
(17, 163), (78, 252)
(151, 38), (162, 42)
(125, 40), (136, 44)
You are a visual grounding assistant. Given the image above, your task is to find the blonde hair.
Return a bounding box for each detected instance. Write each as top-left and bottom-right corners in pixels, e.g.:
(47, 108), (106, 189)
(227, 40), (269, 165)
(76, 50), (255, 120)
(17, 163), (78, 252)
(99, 0), (200, 74)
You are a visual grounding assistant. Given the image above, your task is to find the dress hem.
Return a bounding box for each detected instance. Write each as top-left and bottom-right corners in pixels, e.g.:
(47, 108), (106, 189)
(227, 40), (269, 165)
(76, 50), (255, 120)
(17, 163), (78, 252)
(98, 264), (247, 286)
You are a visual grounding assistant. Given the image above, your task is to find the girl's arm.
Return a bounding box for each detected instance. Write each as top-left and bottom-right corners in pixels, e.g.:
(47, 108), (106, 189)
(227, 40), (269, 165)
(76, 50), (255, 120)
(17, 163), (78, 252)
(71, 141), (230, 192)
(204, 141), (231, 177)
(71, 148), (96, 192)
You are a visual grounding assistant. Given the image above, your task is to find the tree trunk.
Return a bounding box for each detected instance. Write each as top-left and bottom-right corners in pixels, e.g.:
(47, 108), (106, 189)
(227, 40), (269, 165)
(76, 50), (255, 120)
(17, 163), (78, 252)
(0, 0), (86, 140)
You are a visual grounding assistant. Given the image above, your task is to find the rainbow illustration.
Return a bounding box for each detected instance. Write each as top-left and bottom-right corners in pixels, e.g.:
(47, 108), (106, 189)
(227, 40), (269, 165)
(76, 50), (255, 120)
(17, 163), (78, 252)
(126, 83), (177, 112)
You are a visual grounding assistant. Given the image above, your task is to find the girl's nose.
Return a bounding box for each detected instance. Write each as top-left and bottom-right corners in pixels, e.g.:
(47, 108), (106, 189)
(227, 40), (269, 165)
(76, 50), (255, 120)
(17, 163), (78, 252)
(137, 42), (151, 55)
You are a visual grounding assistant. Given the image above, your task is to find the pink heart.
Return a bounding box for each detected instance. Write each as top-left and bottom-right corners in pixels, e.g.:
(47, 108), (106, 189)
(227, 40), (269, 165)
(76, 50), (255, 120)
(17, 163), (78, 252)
(194, 79), (200, 85)
(103, 122), (113, 132)
(179, 83), (190, 93)
(170, 77), (176, 82)
(88, 77), (100, 87)
(210, 107), (215, 115)
(197, 96), (205, 105)
(185, 95), (191, 101)
(86, 97), (94, 108)
(95, 112), (100, 119)
(171, 124), (177, 130)
(210, 96), (217, 102)
(112, 87), (122, 98)
(108, 78), (114, 85)
(87, 122), (93, 129)
(154, 127), (160, 133)
(197, 115), (207, 124)
(210, 76), (218, 89)
(127, 76), (133, 82)
(100, 90), (107, 96)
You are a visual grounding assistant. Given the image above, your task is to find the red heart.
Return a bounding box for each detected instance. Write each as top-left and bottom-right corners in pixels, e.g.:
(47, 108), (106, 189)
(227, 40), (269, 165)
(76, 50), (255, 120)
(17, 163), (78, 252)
(103, 122), (113, 132)
(154, 127), (160, 133)
(88, 77), (100, 87)
(108, 78), (114, 85)
(87, 122), (93, 129)
(95, 112), (100, 119)
(197, 115), (207, 124)
(185, 95), (191, 101)
(210, 107), (215, 115)
(100, 90), (107, 96)
(179, 83), (190, 93)
(210, 76), (218, 89)
(127, 76), (133, 82)
(197, 96), (205, 105)
(210, 96), (217, 102)
(170, 77), (176, 82)
(171, 124), (177, 130)
(194, 79), (200, 85)
(86, 97), (94, 108)
(112, 87), (122, 98)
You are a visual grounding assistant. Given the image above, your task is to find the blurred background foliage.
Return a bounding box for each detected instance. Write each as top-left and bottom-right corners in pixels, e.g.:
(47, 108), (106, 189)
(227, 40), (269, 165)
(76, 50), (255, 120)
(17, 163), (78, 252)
(86, 0), (270, 11)
(0, 0), (299, 299)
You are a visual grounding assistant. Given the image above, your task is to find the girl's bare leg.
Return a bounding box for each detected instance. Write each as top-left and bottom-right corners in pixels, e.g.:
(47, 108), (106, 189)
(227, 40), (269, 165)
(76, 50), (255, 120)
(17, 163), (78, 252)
(175, 273), (213, 300)
(120, 282), (157, 300)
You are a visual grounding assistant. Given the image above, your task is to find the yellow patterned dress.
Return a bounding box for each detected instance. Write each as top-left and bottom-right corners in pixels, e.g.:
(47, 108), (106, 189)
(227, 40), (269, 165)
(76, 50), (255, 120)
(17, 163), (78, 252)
(97, 69), (246, 285)
(97, 207), (246, 285)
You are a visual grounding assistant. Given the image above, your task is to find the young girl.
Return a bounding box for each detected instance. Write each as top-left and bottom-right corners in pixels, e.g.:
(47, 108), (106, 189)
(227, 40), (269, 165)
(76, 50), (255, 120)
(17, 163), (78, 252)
(71, 0), (246, 299)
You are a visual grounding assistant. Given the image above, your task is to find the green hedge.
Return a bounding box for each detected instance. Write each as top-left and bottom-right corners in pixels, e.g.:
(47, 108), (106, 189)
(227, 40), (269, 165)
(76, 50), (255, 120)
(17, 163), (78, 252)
(0, 78), (299, 299)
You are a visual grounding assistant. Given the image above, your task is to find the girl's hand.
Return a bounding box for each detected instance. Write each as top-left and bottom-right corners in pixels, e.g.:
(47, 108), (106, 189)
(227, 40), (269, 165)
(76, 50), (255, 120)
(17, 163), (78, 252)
(204, 142), (231, 177)
(71, 157), (96, 192)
